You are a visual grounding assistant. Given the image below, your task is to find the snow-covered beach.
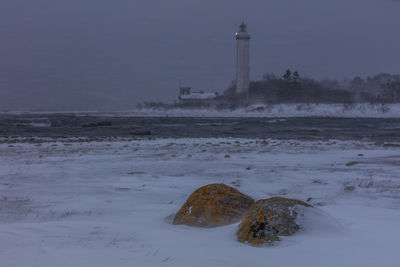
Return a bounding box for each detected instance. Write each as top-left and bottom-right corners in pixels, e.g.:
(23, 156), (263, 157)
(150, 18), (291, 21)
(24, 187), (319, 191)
(1, 138), (399, 266)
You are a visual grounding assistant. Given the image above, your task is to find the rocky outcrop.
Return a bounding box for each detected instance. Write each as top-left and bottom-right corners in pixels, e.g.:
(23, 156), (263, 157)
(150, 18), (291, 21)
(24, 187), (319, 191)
(237, 197), (311, 245)
(173, 184), (254, 227)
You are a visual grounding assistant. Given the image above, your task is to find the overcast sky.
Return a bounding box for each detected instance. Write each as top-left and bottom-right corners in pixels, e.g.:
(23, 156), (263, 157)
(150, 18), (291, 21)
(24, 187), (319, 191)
(1, 0), (399, 111)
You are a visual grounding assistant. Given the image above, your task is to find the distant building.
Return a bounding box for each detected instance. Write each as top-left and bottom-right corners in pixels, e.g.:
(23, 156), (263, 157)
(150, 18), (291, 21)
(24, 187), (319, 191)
(235, 22), (250, 94)
(178, 87), (218, 104)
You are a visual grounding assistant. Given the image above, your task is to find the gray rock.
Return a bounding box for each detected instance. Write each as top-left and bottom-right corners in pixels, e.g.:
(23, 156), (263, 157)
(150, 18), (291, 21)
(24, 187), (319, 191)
(237, 197), (311, 245)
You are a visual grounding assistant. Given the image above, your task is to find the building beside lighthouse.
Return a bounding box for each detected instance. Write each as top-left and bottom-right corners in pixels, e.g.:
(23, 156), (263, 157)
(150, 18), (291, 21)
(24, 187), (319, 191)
(235, 22), (250, 94)
(178, 87), (219, 105)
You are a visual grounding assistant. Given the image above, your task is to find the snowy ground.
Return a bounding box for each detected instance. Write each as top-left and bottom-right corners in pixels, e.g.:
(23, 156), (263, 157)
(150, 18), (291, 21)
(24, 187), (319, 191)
(131, 103), (400, 118)
(3, 103), (400, 118)
(1, 138), (400, 266)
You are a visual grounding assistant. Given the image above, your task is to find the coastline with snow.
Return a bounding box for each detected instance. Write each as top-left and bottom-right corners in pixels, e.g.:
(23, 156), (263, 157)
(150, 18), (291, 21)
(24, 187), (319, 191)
(1, 138), (399, 266)
(1, 103), (400, 118)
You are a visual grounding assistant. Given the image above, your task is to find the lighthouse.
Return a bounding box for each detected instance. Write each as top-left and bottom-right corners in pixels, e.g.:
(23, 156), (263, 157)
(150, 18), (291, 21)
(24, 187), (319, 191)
(235, 22), (250, 94)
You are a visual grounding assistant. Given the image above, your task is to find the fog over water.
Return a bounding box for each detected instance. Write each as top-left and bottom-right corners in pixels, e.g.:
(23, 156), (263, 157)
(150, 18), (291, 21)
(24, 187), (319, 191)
(1, 0), (399, 111)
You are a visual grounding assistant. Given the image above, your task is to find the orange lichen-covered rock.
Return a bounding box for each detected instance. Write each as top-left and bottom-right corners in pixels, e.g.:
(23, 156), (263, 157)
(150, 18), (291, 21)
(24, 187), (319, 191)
(237, 197), (312, 245)
(173, 184), (254, 227)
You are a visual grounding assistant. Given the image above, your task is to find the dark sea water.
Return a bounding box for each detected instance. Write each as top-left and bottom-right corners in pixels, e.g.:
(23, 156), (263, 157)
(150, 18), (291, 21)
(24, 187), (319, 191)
(0, 114), (399, 142)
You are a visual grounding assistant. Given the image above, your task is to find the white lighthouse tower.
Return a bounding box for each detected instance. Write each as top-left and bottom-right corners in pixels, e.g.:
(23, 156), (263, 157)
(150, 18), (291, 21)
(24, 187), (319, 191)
(235, 22), (250, 94)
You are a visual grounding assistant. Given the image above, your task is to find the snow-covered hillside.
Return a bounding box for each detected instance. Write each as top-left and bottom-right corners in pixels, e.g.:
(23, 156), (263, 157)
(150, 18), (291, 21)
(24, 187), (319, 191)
(129, 103), (400, 118)
(1, 138), (399, 266)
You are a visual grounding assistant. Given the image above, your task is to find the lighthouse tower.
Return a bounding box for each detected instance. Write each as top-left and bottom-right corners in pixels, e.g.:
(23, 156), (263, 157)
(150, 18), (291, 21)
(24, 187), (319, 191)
(235, 22), (250, 94)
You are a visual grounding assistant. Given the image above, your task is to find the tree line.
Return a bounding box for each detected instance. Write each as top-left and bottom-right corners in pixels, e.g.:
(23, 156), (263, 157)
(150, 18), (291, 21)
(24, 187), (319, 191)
(141, 70), (400, 110)
(218, 70), (400, 108)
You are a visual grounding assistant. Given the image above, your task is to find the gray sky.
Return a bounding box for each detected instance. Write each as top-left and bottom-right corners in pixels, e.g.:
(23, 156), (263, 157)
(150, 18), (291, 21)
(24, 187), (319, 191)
(1, 0), (399, 111)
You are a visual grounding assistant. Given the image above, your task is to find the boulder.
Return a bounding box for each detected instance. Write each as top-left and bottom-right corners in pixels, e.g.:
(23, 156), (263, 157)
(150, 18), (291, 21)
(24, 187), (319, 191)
(237, 197), (312, 245)
(173, 184), (254, 227)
